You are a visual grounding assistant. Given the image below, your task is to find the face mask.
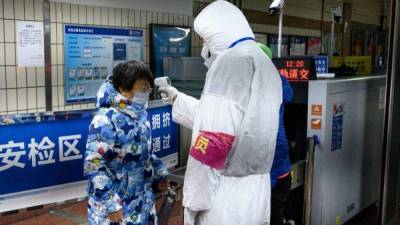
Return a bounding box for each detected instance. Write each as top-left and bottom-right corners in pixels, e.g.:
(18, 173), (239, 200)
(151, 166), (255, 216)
(201, 43), (216, 68)
(132, 90), (151, 106)
(201, 43), (209, 61)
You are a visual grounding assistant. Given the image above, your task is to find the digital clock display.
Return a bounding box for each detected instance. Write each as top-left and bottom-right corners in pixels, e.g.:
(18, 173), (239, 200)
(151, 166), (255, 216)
(272, 57), (317, 81)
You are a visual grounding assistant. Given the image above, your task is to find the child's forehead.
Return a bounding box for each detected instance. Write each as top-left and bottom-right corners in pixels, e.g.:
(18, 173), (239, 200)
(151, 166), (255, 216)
(134, 79), (151, 87)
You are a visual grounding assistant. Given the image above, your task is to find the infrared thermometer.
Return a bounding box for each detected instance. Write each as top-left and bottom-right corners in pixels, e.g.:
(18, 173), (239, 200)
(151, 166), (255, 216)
(154, 76), (172, 103)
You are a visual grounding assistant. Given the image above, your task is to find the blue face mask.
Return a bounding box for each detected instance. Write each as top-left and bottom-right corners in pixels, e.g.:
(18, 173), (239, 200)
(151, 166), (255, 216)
(132, 90), (151, 106)
(114, 89), (151, 118)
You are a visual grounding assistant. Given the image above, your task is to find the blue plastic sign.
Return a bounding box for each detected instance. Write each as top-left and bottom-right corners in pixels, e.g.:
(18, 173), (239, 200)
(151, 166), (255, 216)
(64, 25), (144, 103)
(331, 103), (344, 151)
(315, 56), (329, 74)
(0, 105), (178, 197)
(150, 24), (191, 77)
(0, 118), (88, 195)
(149, 105), (179, 162)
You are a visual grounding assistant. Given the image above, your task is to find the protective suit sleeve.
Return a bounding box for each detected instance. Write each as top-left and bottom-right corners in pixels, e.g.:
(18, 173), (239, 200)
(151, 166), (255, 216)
(84, 114), (122, 214)
(172, 92), (200, 130)
(151, 154), (169, 183)
(281, 75), (293, 104)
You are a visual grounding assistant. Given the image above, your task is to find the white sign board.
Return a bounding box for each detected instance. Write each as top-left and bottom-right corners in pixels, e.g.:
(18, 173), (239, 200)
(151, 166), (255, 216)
(16, 21), (44, 67)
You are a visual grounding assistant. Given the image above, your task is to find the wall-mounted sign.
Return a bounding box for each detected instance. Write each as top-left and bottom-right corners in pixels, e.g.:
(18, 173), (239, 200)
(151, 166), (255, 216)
(254, 33), (268, 45)
(331, 56), (372, 75)
(312, 104), (323, 116)
(322, 32), (342, 56)
(351, 30), (365, 56)
(64, 25), (144, 103)
(150, 24), (191, 78)
(315, 55), (329, 74)
(16, 21), (44, 67)
(307, 37), (321, 56)
(289, 36), (307, 56)
(268, 34), (289, 57)
(311, 118), (322, 130)
(332, 102), (345, 151)
(272, 57), (317, 81)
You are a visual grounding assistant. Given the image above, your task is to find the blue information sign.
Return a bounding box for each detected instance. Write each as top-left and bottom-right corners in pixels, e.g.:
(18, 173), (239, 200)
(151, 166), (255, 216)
(148, 105), (179, 160)
(150, 24), (191, 77)
(315, 55), (329, 74)
(331, 103), (344, 151)
(64, 25), (144, 103)
(0, 105), (178, 196)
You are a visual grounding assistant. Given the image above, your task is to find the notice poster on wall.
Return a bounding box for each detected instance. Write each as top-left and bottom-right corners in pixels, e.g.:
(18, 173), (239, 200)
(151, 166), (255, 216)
(150, 24), (191, 78)
(365, 31), (376, 57)
(254, 33), (268, 45)
(64, 25), (144, 103)
(322, 32), (342, 56)
(289, 36), (307, 56)
(351, 30), (365, 56)
(16, 21), (44, 67)
(332, 102), (345, 151)
(307, 37), (321, 56)
(268, 34), (289, 57)
(331, 56), (372, 75)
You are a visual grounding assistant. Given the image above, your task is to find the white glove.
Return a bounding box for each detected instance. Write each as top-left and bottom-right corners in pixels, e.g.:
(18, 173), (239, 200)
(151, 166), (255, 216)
(158, 86), (179, 103)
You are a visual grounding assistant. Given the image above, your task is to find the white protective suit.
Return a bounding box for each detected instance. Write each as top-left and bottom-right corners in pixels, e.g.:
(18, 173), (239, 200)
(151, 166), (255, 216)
(172, 1), (283, 224)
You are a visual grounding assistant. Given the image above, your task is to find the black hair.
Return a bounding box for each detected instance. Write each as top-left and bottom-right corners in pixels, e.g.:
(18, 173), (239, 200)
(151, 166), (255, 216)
(111, 60), (154, 93)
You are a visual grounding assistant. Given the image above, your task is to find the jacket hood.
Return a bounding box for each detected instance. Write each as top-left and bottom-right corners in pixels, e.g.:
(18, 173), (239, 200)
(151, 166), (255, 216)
(95, 80), (148, 118)
(96, 80), (118, 109)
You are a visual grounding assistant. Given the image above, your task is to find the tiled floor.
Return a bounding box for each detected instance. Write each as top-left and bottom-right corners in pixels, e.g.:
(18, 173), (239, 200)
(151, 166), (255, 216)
(10, 200), (183, 225)
(7, 200), (400, 225)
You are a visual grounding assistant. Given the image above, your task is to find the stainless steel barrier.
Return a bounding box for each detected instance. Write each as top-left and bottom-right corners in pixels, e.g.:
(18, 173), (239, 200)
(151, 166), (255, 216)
(303, 137), (316, 225)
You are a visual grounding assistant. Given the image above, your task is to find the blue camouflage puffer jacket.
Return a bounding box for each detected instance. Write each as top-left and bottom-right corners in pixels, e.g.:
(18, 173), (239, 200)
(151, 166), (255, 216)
(84, 81), (168, 225)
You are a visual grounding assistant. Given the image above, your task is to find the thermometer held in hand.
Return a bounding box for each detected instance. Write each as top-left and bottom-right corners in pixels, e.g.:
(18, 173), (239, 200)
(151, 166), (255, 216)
(154, 76), (172, 104)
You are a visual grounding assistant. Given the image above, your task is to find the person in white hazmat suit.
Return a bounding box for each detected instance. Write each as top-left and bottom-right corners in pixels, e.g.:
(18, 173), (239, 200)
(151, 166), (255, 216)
(159, 1), (282, 224)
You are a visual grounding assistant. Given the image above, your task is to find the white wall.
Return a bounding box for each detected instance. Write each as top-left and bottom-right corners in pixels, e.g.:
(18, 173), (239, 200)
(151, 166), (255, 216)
(50, 0), (193, 16)
(0, 0), (46, 115)
(0, 0), (202, 115)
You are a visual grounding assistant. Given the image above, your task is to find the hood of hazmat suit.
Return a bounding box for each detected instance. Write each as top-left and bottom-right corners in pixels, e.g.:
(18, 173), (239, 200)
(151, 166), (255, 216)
(172, 1), (282, 224)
